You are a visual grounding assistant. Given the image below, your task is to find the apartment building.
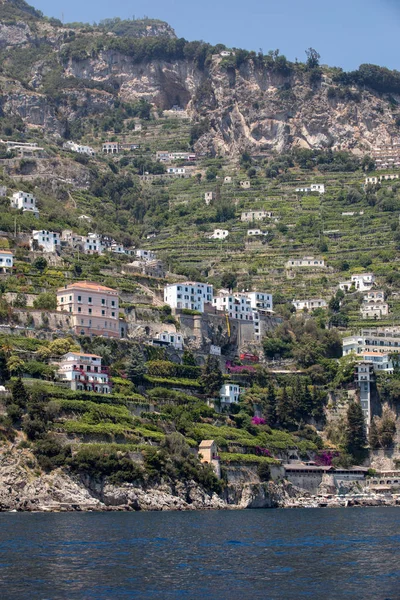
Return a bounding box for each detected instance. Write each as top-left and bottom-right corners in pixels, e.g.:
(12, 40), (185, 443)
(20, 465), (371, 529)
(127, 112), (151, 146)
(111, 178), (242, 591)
(10, 191), (39, 217)
(164, 282), (213, 312)
(372, 143), (400, 169)
(83, 233), (104, 255)
(57, 281), (121, 338)
(57, 352), (111, 393)
(30, 230), (60, 253)
(212, 292), (254, 320)
(245, 292), (273, 312)
(102, 142), (120, 154)
(343, 328), (400, 356)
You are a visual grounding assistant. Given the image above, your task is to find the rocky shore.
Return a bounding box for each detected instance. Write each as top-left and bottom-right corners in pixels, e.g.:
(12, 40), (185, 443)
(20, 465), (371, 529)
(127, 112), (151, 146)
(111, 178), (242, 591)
(1, 448), (399, 513)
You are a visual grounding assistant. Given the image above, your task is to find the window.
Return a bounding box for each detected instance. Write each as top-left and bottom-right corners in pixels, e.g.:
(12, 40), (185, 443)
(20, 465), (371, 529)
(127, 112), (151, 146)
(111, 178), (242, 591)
(111, 312), (115, 317)
(88, 308), (92, 315)
(111, 300), (115, 307)
(69, 296), (72, 301)
(78, 307), (81, 313)
(102, 299), (105, 305)
(78, 295), (82, 302)
(88, 297), (92, 303)
(102, 310), (105, 316)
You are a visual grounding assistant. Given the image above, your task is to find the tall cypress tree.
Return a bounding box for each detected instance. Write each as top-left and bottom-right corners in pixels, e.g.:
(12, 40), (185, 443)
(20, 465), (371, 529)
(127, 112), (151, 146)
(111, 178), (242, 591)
(346, 401), (368, 463)
(265, 382), (277, 427)
(199, 357), (224, 397)
(126, 344), (147, 384)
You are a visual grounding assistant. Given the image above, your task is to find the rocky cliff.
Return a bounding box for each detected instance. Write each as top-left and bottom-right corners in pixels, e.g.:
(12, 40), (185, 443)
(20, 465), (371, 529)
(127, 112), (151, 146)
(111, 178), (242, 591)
(0, 444), (296, 512)
(0, 0), (399, 156)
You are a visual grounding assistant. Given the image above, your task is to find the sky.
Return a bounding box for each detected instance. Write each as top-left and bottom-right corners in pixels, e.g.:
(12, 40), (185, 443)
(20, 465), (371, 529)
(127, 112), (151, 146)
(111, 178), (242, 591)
(31, 0), (400, 71)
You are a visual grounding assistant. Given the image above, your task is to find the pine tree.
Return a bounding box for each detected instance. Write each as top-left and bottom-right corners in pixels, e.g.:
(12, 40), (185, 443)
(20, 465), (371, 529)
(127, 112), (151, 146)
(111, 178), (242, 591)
(126, 344), (147, 384)
(345, 401), (368, 462)
(199, 357), (223, 397)
(11, 377), (28, 409)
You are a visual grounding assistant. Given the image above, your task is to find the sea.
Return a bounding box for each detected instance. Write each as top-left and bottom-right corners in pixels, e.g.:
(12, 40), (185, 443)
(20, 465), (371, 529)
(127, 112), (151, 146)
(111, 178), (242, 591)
(0, 507), (399, 599)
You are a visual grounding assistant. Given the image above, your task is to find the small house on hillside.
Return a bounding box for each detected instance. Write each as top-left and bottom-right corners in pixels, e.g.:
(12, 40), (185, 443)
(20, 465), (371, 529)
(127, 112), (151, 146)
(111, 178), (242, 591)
(198, 440), (221, 478)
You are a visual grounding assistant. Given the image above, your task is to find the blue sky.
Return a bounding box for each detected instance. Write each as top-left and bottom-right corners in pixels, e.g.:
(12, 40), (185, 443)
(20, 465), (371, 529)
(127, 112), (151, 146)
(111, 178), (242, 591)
(32, 0), (400, 71)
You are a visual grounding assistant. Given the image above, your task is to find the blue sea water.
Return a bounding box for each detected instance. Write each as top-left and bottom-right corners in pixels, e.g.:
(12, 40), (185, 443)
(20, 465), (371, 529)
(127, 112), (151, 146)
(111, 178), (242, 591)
(0, 507), (399, 599)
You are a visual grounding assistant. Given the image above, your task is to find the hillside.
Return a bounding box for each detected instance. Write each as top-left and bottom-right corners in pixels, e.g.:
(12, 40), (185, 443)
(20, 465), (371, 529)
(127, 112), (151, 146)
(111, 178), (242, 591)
(0, 0), (399, 511)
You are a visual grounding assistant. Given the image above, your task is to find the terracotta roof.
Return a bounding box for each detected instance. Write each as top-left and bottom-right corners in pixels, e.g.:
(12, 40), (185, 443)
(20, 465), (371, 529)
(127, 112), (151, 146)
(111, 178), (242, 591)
(0, 250), (13, 254)
(57, 281), (117, 293)
(199, 440), (215, 448)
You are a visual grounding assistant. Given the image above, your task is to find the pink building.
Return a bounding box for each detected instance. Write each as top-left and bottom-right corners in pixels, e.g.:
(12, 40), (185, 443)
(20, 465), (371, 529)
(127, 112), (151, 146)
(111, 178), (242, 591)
(56, 281), (122, 338)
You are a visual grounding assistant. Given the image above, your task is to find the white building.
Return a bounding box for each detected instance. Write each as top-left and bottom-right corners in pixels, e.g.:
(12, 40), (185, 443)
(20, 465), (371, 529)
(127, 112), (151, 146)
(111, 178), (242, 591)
(0, 250), (13, 273)
(220, 50), (235, 57)
(135, 249), (156, 261)
(365, 176), (379, 186)
(154, 331), (184, 350)
(164, 282), (213, 312)
(205, 192), (214, 205)
(247, 229), (267, 236)
(285, 257), (325, 269)
(102, 142), (120, 154)
(292, 298), (327, 311)
(339, 273), (375, 292)
(213, 292), (254, 320)
(241, 211), (270, 223)
(245, 292), (273, 312)
(167, 167), (186, 175)
(210, 345), (221, 356)
(219, 383), (240, 404)
(240, 180), (251, 189)
(83, 233), (104, 255)
(295, 184), (325, 194)
(57, 352), (111, 393)
(360, 302), (389, 320)
(10, 191), (39, 217)
(343, 328), (400, 356)
(224, 176), (232, 184)
(210, 229), (229, 240)
(107, 242), (126, 255)
(64, 141), (95, 156)
(30, 230), (60, 253)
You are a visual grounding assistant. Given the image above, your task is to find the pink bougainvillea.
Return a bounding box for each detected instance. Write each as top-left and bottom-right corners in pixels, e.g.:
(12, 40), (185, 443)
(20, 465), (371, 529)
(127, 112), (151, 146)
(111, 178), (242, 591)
(252, 416), (266, 425)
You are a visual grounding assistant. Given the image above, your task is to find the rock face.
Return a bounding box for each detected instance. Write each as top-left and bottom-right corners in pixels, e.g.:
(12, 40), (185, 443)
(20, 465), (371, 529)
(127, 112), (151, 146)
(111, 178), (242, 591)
(0, 9), (398, 154)
(0, 445), (293, 512)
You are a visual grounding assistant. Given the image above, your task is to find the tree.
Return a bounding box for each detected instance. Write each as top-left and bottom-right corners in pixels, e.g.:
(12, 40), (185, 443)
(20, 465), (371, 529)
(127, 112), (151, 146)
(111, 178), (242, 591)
(199, 357), (223, 397)
(33, 293), (57, 310)
(13, 293), (27, 308)
(7, 355), (24, 377)
(305, 47), (320, 69)
(32, 257), (48, 272)
(221, 272), (237, 290)
(345, 401), (367, 463)
(182, 350), (196, 366)
(11, 377), (28, 409)
(369, 406), (396, 449)
(126, 344), (147, 384)
(265, 382), (277, 426)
